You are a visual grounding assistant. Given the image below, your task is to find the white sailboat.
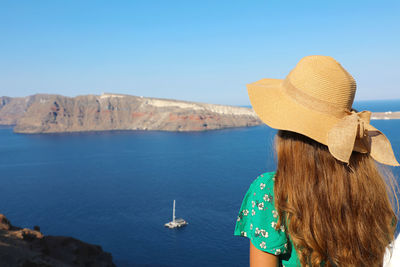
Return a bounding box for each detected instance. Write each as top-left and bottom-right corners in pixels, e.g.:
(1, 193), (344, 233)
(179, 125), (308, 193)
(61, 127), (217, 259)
(164, 200), (188, 228)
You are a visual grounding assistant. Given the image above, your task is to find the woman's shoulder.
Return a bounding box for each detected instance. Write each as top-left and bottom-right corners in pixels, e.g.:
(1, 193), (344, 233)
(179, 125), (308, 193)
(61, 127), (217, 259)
(248, 171), (277, 193)
(234, 170), (288, 256)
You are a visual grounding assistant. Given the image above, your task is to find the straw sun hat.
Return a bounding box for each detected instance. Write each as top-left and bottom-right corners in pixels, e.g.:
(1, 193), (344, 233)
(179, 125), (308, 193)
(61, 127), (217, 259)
(247, 55), (399, 166)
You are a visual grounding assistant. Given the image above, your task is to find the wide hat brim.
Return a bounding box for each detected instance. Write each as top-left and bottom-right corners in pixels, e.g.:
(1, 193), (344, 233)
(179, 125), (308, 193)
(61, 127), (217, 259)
(247, 78), (377, 151)
(247, 55), (399, 166)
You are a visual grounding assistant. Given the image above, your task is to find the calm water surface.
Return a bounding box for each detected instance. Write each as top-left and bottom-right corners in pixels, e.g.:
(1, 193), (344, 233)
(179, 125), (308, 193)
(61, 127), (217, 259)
(0, 101), (400, 266)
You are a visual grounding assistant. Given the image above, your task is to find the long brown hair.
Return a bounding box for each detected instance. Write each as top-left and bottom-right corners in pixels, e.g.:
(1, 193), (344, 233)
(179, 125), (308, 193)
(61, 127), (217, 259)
(274, 130), (398, 267)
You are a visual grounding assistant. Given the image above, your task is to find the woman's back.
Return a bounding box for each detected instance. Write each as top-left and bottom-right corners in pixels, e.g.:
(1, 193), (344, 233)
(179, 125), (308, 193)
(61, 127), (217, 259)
(235, 55), (399, 267)
(274, 130), (397, 266)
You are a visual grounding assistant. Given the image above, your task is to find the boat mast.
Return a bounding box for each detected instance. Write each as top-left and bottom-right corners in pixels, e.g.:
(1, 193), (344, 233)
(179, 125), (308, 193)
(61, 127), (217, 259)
(173, 200), (176, 222)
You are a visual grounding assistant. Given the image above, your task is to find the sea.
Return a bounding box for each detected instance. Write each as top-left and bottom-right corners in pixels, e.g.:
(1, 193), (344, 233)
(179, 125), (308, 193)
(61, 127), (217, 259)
(0, 100), (400, 267)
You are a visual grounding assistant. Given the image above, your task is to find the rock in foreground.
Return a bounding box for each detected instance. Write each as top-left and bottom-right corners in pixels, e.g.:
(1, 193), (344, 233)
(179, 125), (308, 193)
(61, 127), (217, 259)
(0, 214), (115, 267)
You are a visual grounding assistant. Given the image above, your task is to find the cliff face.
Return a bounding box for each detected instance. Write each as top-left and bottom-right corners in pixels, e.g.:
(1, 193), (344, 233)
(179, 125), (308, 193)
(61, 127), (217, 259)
(0, 93), (262, 133)
(1, 94), (399, 134)
(0, 96), (32, 125)
(0, 214), (115, 267)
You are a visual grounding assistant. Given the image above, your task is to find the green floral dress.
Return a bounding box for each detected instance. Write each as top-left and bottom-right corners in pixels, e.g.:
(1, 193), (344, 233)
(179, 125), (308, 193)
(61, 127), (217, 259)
(234, 171), (300, 266)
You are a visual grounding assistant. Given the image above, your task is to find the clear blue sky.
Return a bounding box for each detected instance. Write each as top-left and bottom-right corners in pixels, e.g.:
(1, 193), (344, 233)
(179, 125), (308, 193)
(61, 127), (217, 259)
(0, 0), (399, 105)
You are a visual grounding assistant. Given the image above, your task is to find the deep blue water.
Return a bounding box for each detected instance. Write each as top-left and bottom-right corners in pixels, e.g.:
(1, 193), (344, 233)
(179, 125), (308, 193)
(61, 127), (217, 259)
(354, 99), (400, 112)
(0, 100), (400, 267)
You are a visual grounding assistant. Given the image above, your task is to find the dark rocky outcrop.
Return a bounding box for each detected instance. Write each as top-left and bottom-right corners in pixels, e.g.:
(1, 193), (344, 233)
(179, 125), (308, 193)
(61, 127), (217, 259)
(0, 214), (115, 267)
(0, 93), (262, 133)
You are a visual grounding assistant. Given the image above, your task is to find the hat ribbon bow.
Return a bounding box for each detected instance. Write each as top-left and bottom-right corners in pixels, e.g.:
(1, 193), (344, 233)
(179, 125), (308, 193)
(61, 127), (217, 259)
(327, 110), (399, 166)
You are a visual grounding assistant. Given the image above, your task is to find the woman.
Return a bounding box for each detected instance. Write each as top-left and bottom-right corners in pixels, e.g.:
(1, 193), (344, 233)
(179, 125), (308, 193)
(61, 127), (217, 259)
(234, 55), (399, 266)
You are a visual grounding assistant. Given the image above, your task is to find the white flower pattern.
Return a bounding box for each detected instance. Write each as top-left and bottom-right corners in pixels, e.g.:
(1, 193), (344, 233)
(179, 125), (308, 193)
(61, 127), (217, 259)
(235, 172), (290, 262)
(263, 193), (273, 202)
(260, 183), (266, 190)
(272, 210), (278, 218)
(260, 229), (268, 238)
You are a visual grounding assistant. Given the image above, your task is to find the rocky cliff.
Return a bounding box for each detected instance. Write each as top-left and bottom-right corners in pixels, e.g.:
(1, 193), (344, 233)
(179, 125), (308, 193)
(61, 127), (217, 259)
(2, 94), (397, 134)
(0, 93), (262, 133)
(0, 214), (115, 267)
(0, 96), (32, 125)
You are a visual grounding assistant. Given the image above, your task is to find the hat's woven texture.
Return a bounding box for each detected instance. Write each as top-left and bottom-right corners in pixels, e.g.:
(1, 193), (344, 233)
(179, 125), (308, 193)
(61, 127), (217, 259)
(287, 56), (356, 110)
(246, 55), (399, 166)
